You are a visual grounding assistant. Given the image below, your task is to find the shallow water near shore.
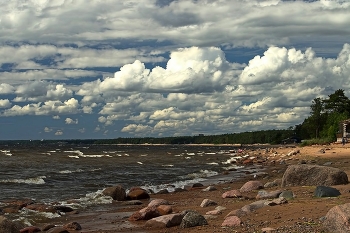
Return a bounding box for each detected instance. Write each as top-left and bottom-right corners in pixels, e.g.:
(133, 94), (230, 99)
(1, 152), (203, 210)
(0, 143), (266, 225)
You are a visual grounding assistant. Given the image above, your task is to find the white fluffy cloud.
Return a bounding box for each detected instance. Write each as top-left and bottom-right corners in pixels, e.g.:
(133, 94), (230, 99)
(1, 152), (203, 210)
(65, 118), (78, 125)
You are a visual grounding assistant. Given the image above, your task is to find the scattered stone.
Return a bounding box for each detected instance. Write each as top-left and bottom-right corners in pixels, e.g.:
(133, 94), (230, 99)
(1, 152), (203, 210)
(202, 186), (217, 192)
(324, 203), (350, 232)
(156, 205), (172, 215)
(256, 190), (282, 199)
(240, 180), (264, 192)
(41, 224), (55, 231)
(25, 204), (57, 213)
(54, 206), (74, 213)
(19, 226), (41, 233)
(102, 185), (126, 201)
(279, 190), (295, 200)
(314, 186), (341, 198)
(129, 206), (160, 221)
(63, 222), (82, 231)
(222, 189), (242, 198)
(180, 210), (208, 228)
(281, 164), (348, 187)
(262, 227), (277, 232)
(205, 209), (222, 215)
(200, 199), (217, 207)
(127, 188), (150, 200)
(225, 209), (247, 218)
(156, 189), (169, 194)
(145, 213), (184, 228)
(148, 199), (169, 208)
(46, 227), (69, 233)
(265, 197), (287, 206)
(222, 216), (242, 227)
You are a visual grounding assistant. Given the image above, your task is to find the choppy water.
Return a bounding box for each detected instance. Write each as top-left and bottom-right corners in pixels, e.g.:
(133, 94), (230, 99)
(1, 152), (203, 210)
(0, 143), (264, 223)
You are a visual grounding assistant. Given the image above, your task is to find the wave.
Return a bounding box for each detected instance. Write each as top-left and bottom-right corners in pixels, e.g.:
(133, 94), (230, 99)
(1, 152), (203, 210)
(59, 169), (83, 174)
(0, 176), (46, 184)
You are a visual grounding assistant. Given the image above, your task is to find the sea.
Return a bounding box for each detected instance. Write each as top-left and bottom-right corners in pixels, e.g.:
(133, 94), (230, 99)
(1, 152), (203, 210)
(0, 143), (265, 225)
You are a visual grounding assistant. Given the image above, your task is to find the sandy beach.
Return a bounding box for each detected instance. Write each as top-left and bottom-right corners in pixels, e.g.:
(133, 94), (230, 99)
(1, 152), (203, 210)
(27, 144), (350, 232)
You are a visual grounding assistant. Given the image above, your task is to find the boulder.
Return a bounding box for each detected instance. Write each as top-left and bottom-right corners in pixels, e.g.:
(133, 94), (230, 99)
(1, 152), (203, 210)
(20, 226), (41, 233)
(129, 206), (160, 221)
(0, 217), (26, 233)
(180, 210), (208, 228)
(184, 183), (204, 190)
(148, 199), (169, 208)
(41, 224), (56, 231)
(54, 206), (74, 213)
(256, 190), (282, 199)
(323, 203), (350, 232)
(222, 189), (242, 198)
(25, 204), (57, 213)
(264, 179), (282, 188)
(314, 186), (341, 198)
(221, 216), (242, 227)
(145, 213), (183, 228)
(200, 199), (217, 207)
(279, 190), (295, 200)
(240, 180), (264, 192)
(102, 185), (126, 201)
(281, 165), (348, 187)
(127, 188), (150, 200)
(63, 222), (82, 231)
(156, 205), (173, 215)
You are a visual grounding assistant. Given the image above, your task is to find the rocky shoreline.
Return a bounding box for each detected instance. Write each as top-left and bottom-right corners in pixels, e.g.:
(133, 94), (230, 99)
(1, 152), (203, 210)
(2, 144), (350, 233)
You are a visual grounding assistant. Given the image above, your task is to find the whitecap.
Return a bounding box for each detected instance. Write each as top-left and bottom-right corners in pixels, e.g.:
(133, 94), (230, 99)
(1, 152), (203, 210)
(137, 161), (143, 165)
(68, 155), (79, 159)
(206, 162), (219, 165)
(77, 189), (113, 207)
(162, 164), (174, 167)
(0, 176), (46, 185)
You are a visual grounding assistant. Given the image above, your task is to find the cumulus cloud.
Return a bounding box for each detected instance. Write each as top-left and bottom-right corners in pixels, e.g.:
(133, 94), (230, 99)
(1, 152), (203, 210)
(65, 118), (78, 125)
(44, 127), (52, 133)
(55, 130), (63, 136)
(0, 99), (11, 108)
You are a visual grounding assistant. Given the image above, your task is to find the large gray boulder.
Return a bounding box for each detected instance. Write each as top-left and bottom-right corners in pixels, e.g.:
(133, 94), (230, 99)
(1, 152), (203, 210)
(281, 165), (348, 187)
(180, 210), (208, 228)
(324, 203), (350, 232)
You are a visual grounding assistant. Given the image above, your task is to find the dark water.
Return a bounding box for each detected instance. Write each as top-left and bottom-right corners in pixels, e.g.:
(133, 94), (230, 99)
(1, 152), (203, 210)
(0, 144), (263, 206)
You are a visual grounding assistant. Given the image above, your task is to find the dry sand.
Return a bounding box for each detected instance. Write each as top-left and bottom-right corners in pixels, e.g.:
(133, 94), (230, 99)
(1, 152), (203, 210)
(40, 144), (350, 233)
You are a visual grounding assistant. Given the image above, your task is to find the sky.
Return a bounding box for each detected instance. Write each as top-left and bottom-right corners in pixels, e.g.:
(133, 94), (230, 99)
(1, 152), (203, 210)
(0, 0), (350, 140)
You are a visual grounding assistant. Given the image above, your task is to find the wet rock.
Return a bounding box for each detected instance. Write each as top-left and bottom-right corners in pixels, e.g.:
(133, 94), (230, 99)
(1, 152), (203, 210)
(222, 189), (242, 198)
(63, 222), (82, 231)
(324, 203), (350, 233)
(314, 186), (341, 198)
(145, 213), (184, 228)
(46, 227), (69, 233)
(200, 199), (217, 207)
(102, 185), (126, 201)
(240, 180), (264, 192)
(256, 190), (282, 199)
(184, 183), (204, 190)
(174, 187), (187, 192)
(20, 226), (41, 233)
(221, 216), (242, 227)
(127, 188), (150, 200)
(54, 206), (74, 213)
(281, 164), (348, 187)
(156, 189), (169, 194)
(25, 204), (57, 213)
(0, 216), (25, 233)
(180, 210), (208, 228)
(41, 224), (55, 231)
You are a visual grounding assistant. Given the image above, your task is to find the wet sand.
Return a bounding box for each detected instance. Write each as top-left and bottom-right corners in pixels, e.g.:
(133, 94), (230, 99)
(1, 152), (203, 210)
(36, 143), (350, 233)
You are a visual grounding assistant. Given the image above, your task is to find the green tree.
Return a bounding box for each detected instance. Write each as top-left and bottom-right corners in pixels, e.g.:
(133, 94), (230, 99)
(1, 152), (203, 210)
(309, 97), (325, 138)
(323, 89), (350, 115)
